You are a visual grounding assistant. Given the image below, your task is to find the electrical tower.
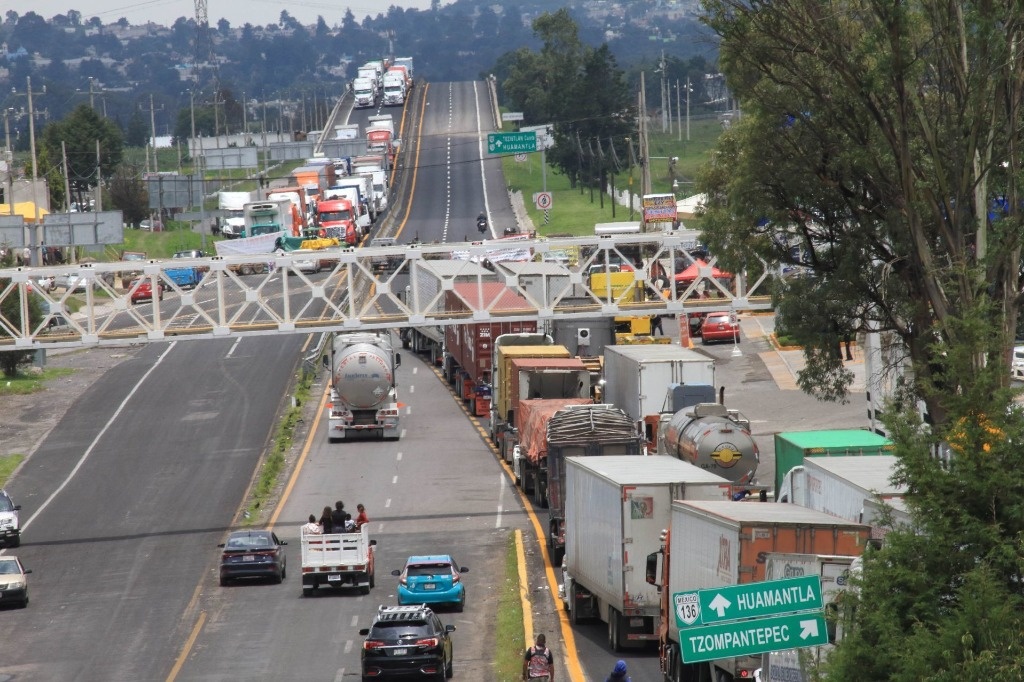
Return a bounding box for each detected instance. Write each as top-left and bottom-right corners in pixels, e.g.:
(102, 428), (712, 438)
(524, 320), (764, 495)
(193, 0), (221, 95)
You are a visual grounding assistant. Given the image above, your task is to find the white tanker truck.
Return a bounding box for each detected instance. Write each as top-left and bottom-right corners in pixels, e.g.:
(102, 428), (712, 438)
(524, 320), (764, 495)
(657, 402), (759, 485)
(323, 332), (401, 441)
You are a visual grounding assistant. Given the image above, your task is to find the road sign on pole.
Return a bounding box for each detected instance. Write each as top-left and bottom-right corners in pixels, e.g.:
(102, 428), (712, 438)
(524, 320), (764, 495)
(487, 131), (537, 154)
(674, 575), (824, 628)
(534, 192), (553, 210)
(679, 612), (829, 664)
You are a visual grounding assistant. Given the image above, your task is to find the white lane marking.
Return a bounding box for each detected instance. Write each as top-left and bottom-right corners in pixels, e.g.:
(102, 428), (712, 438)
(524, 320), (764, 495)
(392, 476), (398, 485)
(409, 384), (415, 393)
(474, 80), (494, 237)
(351, 614), (359, 627)
(385, 498), (392, 508)
(400, 428), (407, 439)
(405, 405), (411, 415)
(21, 343), (178, 533)
(397, 452), (403, 461)
(225, 336), (242, 358)
(343, 640), (353, 654)
(413, 366), (418, 375)
(333, 669), (345, 682)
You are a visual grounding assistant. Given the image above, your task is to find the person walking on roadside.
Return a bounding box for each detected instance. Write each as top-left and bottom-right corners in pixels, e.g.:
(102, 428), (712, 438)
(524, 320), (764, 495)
(301, 514), (322, 536)
(605, 660), (631, 682)
(319, 505), (334, 534)
(523, 633), (554, 681)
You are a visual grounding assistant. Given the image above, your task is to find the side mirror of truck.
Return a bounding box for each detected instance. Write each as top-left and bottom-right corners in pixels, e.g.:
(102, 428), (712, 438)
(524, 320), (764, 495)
(322, 355), (330, 369)
(394, 352), (401, 368)
(645, 551), (660, 587)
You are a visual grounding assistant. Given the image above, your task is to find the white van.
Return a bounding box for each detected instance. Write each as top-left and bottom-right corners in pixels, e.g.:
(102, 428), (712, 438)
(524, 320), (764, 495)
(1013, 346), (1024, 380)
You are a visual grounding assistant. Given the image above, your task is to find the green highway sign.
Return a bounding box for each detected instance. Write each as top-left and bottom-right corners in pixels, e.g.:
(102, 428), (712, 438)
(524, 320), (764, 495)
(680, 612), (829, 664)
(674, 575), (823, 628)
(487, 131), (537, 154)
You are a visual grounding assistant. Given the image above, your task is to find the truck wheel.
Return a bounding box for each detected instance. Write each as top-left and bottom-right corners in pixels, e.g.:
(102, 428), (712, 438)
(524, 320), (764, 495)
(360, 584), (370, 595)
(369, 571), (375, 589)
(569, 599), (580, 625)
(253, 263), (266, 274)
(239, 264), (253, 276)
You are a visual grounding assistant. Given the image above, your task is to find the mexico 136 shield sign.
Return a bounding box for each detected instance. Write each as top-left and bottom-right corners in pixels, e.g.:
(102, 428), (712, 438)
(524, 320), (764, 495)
(674, 592), (701, 627)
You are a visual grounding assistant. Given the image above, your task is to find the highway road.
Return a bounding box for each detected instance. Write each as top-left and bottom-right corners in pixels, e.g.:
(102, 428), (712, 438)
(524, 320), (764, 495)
(0, 80), (872, 682)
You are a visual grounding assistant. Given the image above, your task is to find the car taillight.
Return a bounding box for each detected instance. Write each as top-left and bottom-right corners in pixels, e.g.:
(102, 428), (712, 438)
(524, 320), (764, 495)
(415, 638), (439, 647)
(363, 640), (386, 650)
(452, 573), (461, 584)
(399, 575), (408, 586)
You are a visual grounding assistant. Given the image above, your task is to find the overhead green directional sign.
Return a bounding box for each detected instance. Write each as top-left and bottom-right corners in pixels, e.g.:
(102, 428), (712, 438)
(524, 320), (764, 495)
(487, 131), (537, 154)
(674, 575), (823, 628)
(680, 612), (829, 664)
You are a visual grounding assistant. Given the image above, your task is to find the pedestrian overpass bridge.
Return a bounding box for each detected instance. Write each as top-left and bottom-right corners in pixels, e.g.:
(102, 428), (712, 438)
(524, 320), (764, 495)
(0, 234), (776, 350)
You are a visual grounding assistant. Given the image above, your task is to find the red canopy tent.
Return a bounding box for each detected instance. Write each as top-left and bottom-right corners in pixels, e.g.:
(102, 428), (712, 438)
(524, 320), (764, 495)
(673, 259), (733, 283)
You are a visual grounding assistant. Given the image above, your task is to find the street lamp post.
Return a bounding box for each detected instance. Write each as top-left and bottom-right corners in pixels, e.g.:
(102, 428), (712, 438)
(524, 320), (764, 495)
(26, 77), (42, 266)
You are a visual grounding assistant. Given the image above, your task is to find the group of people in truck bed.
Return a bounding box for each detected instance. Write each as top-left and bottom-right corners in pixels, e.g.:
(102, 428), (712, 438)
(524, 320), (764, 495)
(300, 500), (369, 535)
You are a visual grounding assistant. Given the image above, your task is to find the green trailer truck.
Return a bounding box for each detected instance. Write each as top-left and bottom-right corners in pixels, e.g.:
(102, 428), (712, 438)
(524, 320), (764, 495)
(773, 429), (893, 497)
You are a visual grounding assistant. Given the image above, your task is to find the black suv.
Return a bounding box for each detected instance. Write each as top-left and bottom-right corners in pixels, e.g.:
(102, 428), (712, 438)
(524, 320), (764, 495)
(359, 604), (455, 680)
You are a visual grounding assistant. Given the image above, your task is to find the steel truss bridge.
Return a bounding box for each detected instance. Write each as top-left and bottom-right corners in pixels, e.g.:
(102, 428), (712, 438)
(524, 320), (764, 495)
(0, 234), (776, 350)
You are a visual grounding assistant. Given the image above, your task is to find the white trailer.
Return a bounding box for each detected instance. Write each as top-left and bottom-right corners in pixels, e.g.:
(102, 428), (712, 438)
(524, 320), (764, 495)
(778, 454), (905, 529)
(602, 344), (716, 446)
(760, 553), (858, 682)
(561, 455), (731, 651)
(300, 526), (377, 594)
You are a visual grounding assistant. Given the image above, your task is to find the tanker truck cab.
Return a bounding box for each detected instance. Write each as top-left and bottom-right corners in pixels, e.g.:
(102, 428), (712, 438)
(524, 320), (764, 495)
(323, 333), (402, 441)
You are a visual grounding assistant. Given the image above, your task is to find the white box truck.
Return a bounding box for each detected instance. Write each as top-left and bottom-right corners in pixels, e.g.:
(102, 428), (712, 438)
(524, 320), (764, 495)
(760, 552), (859, 682)
(646, 501), (870, 682)
(560, 455), (732, 651)
(603, 344), (717, 447)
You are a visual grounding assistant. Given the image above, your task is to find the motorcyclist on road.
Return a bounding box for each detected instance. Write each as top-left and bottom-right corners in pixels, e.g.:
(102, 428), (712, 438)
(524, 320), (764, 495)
(477, 211), (488, 233)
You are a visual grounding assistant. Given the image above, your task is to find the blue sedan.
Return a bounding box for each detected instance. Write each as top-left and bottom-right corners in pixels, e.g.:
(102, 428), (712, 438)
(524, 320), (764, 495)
(392, 555), (469, 611)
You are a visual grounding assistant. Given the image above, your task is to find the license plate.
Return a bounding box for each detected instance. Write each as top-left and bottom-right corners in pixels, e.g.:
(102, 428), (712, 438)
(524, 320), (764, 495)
(328, 574), (342, 582)
(393, 648), (407, 656)
(242, 555), (255, 562)
(423, 583), (436, 590)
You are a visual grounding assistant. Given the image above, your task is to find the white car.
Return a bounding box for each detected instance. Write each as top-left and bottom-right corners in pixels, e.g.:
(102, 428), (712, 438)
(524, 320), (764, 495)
(1013, 346), (1024, 381)
(0, 556), (31, 608)
(290, 256), (322, 275)
(0, 489), (21, 548)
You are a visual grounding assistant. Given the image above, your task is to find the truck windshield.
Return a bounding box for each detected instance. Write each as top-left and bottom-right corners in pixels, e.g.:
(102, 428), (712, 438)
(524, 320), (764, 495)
(319, 210), (352, 222)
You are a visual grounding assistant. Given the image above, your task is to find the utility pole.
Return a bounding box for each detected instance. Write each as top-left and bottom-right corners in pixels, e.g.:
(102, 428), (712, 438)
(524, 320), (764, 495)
(3, 108), (12, 215)
(150, 94), (158, 173)
(27, 77), (42, 266)
(686, 76), (691, 142)
(659, 51), (668, 133)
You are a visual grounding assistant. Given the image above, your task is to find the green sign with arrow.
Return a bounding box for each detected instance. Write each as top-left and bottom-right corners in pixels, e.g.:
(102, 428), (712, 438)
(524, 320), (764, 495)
(674, 575), (823, 628)
(679, 612), (829, 664)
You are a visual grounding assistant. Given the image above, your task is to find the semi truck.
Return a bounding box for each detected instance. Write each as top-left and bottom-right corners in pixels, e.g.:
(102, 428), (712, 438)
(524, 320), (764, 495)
(243, 198), (300, 238)
(323, 332), (402, 442)
(393, 56), (414, 86)
(645, 501), (871, 682)
(519, 405), (644, 564)
(382, 70), (406, 106)
(658, 402), (760, 485)
(602, 344), (717, 450)
(217, 190), (255, 238)
(353, 77), (377, 107)
(315, 197), (358, 244)
(561, 456), (732, 650)
(489, 336), (571, 452)
(758, 552), (860, 682)
(778, 454), (907, 537)
(443, 282), (538, 405)
(300, 525), (377, 595)
(773, 429), (894, 497)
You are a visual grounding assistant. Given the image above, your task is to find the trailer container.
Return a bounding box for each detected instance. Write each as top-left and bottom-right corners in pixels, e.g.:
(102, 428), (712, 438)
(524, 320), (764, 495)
(773, 430), (894, 497)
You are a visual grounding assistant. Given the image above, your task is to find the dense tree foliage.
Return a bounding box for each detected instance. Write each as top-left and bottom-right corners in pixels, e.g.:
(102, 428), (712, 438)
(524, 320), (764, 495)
(497, 10), (634, 190)
(696, 0), (1024, 675)
(40, 105), (123, 212)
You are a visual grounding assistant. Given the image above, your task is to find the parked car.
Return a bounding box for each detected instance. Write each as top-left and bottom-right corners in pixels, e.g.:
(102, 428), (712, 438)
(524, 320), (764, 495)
(217, 530), (287, 586)
(129, 278), (163, 304)
(359, 604), (455, 680)
(700, 311), (740, 344)
(0, 489), (21, 548)
(139, 219), (163, 231)
(391, 555), (468, 611)
(0, 556), (31, 608)
(54, 273), (89, 293)
(39, 314), (74, 336)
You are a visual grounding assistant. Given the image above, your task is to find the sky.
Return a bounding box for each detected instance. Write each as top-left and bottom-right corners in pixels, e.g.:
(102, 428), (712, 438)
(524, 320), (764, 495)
(21, 0), (449, 31)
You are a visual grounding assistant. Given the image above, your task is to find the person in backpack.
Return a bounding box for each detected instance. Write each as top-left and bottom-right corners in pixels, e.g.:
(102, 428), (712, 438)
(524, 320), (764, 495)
(522, 633), (554, 681)
(606, 660), (631, 682)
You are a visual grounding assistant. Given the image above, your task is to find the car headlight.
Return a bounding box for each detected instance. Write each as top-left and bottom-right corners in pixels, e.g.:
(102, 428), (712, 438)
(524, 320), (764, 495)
(0, 519), (14, 529)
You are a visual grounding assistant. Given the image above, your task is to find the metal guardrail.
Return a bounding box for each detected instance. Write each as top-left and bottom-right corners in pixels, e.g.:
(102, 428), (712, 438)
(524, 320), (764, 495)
(0, 234), (776, 350)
